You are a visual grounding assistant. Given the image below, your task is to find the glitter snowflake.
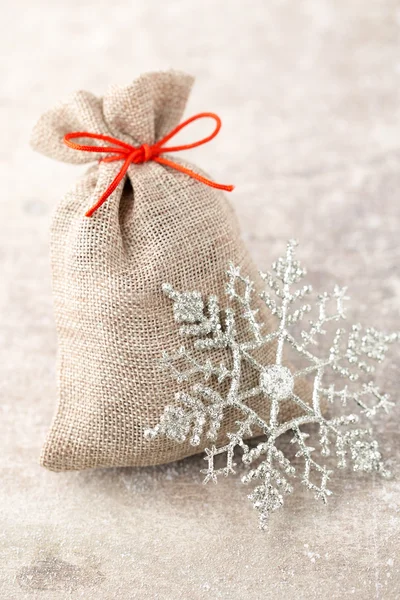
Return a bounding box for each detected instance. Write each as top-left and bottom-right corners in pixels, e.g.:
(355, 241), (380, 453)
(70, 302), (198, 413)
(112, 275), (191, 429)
(145, 240), (398, 529)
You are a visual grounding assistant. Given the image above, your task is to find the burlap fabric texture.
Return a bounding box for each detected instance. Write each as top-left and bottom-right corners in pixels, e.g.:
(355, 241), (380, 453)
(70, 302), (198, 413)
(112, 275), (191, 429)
(31, 70), (310, 471)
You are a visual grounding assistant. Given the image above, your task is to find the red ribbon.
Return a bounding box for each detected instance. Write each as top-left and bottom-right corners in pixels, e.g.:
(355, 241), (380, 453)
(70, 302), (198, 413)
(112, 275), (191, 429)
(63, 112), (234, 217)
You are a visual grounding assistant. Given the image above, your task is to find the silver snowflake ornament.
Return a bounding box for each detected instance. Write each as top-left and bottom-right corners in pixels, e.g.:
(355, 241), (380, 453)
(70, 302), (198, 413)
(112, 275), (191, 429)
(145, 240), (398, 529)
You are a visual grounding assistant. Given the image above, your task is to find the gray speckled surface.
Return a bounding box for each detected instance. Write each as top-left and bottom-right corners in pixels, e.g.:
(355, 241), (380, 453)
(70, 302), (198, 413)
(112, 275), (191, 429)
(1, 1), (400, 598)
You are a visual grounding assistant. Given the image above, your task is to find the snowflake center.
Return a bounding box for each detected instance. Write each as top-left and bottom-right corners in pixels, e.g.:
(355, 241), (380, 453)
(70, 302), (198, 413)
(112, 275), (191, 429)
(260, 365), (294, 400)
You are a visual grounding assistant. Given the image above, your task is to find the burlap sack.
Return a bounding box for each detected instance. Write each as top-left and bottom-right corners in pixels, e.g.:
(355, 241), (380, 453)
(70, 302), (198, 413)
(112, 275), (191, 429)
(31, 70), (310, 471)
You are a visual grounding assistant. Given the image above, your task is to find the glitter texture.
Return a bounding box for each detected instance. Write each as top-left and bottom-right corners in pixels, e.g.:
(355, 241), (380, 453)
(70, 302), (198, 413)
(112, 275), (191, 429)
(145, 240), (398, 529)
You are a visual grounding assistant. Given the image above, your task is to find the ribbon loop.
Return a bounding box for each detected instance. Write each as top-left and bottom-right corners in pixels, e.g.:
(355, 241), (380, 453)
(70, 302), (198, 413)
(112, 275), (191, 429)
(63, 112), (234, 218)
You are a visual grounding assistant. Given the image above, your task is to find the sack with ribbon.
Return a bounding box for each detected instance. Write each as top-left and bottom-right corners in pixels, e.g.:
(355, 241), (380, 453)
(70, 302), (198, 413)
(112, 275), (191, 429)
(31, 70), (310, 471)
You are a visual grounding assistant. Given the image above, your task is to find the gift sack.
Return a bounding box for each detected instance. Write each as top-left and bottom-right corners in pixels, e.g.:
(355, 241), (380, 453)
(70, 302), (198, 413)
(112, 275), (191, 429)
(31, 70), (310, 471)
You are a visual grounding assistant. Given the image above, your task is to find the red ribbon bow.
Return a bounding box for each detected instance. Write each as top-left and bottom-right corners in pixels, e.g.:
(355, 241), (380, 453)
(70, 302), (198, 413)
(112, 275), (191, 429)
(63, 112), (234, 217)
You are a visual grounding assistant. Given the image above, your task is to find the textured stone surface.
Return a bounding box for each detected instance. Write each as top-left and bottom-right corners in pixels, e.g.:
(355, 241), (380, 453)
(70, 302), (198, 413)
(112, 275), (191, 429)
(1, 1), (400, 598)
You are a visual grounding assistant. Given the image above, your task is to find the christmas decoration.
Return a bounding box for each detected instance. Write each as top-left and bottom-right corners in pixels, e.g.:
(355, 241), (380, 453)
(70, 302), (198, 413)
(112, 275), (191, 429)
(145, 240), (398, 529)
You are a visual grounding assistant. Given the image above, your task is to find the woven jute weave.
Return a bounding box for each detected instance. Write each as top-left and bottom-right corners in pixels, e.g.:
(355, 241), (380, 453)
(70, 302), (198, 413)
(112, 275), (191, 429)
(31, 70), (310, 471)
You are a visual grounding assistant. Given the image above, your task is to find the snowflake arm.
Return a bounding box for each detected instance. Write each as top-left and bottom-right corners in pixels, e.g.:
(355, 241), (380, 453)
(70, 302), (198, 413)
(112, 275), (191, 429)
(161, 347), (231, 384)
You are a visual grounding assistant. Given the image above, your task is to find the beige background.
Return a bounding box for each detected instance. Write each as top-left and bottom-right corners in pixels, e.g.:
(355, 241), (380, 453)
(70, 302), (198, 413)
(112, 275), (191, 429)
(1, 0), (400, 598)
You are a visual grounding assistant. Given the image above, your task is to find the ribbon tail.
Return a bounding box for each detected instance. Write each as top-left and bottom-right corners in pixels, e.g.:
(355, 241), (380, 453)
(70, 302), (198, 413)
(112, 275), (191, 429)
(85, 153), (134, 217)
(154, 157), (234, 192)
